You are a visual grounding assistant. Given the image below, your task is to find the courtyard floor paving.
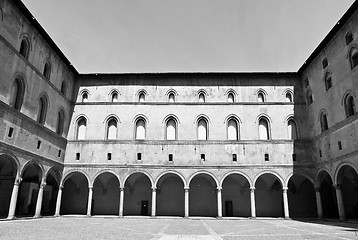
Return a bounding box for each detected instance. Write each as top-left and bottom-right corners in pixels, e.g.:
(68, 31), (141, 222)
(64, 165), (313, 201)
(0, 217), (357, 240)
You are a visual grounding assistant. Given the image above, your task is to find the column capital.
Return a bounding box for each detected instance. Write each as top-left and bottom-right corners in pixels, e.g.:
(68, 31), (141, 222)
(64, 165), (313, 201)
(184, 187), (189, 191)
(282, 187), (288, 193)
(119, 187), (125, 191)
(88, 186), (93, 190)
(40, 182), (47, 188)
(250, 187), (255, 192)
(334, 184), (342, 190)
(217, 187), (222, 192)
(315, 187), (321, 192)
(59, 185), (64, 190)
(15, 177), (22, 186)
(152, 187), (157, 192)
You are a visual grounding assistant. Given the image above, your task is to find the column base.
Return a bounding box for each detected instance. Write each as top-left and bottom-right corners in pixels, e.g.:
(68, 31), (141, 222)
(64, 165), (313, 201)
(249, 217), (256, 219)
(184, 216), (189, 219)
(6, 216), (16, 220)
(54, 214), (60, 217)
(33, 214), (42, 218)
(216, 217), (223, 220)
(86, 214), (92, 217)
(151, 216), (156, 218)
(284, 217), (291, 220)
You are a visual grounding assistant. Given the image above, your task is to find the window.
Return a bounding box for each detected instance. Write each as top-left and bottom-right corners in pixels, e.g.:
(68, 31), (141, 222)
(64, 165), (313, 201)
(137, 153), (142, 161)
(322, 58), (328, 69)
(232, 154), (237, 162)
(197, 118), (208, 140)
(168, 154), (173, 162)
(135, 119), (146, 140)
(324, 72), (332, 91)
(264, 154), (269, 161)
(345, 32), (353, 45)
(227, 118), (239, 140)
(111, 91), (118, 102)
(56, 110), (65, 135)
(19, 38), (29, 59)
(81, 91), (88, 102)
(8, 127), (14, 138)
(338, 141), (342, 150)
(166, 119), (176, 140)
(43, 61), (51, 80)
(287, 119), (298, 140)
(76, 153), (80, 160)
(320, 112), (328, 132)
(37, 96), (48, 125)
(349, 47), (358, 69)
(201, 154), (205, 161)
(60, 81), (66, 96)
(304, 78), (309, 88)
(227, 92), (234, 102)
(37, 141), (41, 149)
(168, 93), (175, 103)
(292, 154), (296, 162)
(285, 92), (293, 102)
(259, 117), (270, 140)
(106, 118), (118, 140)
(198, 92), (206, 102)
(107, 153), (112, 160)
(11, 77), (25, 110)
(139, 92), (146, 102)
(344, 94), (355, 118)
(76, 117), (87, 140)
(257, 92), (265, 102)
(306, 90), (313, 105)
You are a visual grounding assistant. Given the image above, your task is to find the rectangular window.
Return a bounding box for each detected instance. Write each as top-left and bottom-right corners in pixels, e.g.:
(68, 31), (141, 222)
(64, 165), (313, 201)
(292, 154), (296, 162)
(137, 153), (142, 161)
(319, 150), (322, 157)
(169, 154), (173, 162)
(37, 141), (41, 149)
(264, 153), (269, 161)
(346, 32), (353, 45)
(58, 150), (61, 157)
(338, 141), (342, 150)
(232, 154), (237, 162)
(8, 127), (14, 138)
(201, 154), (205, 161)
(76, 152), (80, 160)
(107, 153), (112, 160)
(322, 58), (328, 69)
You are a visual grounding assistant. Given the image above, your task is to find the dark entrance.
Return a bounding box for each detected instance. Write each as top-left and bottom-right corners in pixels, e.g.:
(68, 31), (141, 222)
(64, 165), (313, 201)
(141, 200), (149, 216)
(225, 201), (233, 217)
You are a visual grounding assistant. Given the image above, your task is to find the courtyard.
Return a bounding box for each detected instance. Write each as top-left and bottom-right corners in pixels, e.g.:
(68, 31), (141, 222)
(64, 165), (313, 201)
(0, 217), (357, 240)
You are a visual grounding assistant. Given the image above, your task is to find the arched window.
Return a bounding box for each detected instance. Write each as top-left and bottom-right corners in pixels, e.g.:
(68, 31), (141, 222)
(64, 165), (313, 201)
(81, 91), (88, 102)
(285, 92), (293, 102)
(258, 118), (270, 140)
(227, 118), (239, 140)
(111, 91), (118, 102)
(168, 93), (175, 103)
(106, 118), (117, 140)
(76, 117), (87, 140)
(306, 90), (313, 105)
(349, 47), (358, 69)
(320, 112), (329, 132)
(198, 92), (206, 102)
(227, 92), (235, 102)
(37, 96), (48, 125)
(56, 110), (65, 135)
(197, 118), (208, 140)
(166, 119), (177, 140)
(11, 77), (25, 110)
(287, 119), (298, 140)
(344, 95), (355, 118)
(60, 81), (66, 96)
(324, 72), (332, 91)
(135, 119), (146, 140)
(258, 92), (265, 102)
(139, 92), (146, 102)
(19, 38), (29, 59)
(43, 61), (51, 80)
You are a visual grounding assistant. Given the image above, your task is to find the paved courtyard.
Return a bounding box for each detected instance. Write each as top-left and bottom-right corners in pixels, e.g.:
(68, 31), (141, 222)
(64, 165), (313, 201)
(0, 217), (357, 240)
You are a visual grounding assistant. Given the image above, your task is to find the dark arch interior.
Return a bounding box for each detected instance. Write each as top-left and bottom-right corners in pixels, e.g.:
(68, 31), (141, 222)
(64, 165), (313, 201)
(337, 166), (358, 219)
(92, 172), (119, 215)
(41, 169), (60, 216)
(0, 155), (17, 218)
(61, 173), (88, 215)
(318, 171), (338, 218)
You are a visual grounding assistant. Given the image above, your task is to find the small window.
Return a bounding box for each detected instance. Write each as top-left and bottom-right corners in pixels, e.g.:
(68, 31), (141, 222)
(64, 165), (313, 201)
(107, 153), (112, 160)
(137, 153), (142, 161)
(257, 92), (265, 102)
(111, 92), (118, 102)
(346, 32), (353, 45)
(285, 92), (293, 102)
(350, 48), (358, 69)
(168, 93), (175, 103)
(338, 141), (342, 150)
(8, 127), (14, 138)
(264, 153), (269, 161)
(227, 92), (234, 102)
(43, 61), (51, 80)
(292, 154), (296, 162)
(198, 92), (206, 103)
(319, 150), (322, 157)
(201, 154), (205, 161)
(19, 38), (29, 59)
(344, 95), (355, 118)
(82, 92), (88, 102)
(232, 154), (237, 162)
(58, 150), (62, 157)
(168, 154), (173, 162)
(76, 153), (80, 160)
(322, 58), (328, 69)
(320, 112), (329, 132)
(139, 92), (146, 102)
(37, 141), (41, 149)
(324, 72), (332, 91)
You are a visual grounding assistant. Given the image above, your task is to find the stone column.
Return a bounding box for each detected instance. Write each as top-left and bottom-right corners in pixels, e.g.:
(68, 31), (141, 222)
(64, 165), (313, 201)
(34, 182), (46, 218)
(250, 187), (256, 218)
(184, 187), (189, 218)
(7, 177), (22, 219)
(151, 187), (156, 217)
(87, 186), (93, 217)
(55, 186), (63, 217)
(283, 187), (290, 219)
(217, 187), (222, 219)
(335, 185), (345, 220)
(315, 188), (323, 219)
(119, 187), (124, 217)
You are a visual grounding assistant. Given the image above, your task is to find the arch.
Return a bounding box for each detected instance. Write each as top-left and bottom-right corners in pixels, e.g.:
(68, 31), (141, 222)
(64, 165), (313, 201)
(283, 89), (294, 102)
(0, 152), (20, 177)
(349, 46), (358, 69)
(196, 116), (209, 140)
(257, 116), (271, 140)
(165, 117), (177, 140)
(226, 89), (237, 103)
(315, 168), (334, 188)
(287, 117), (299, 140)
(91, 169), (121, 187)
(220, 171), (253, 188)
(306, 88), (314, 105)
(285, 171), (315, 187)
(334, 162), (358, 185)
(255, 88), (268, 102)
(44, 166), (62, 184)
(197, 89), (208, 103)
(123, 170), (154, 189)
(43, 60), (52, 80)
(75, 116), (87, 140)
(37, 93), (49, 125)
(105, 116), (118, 140)
(61, 169), (91, 188)
(56, 108), (65, 135)
(162, 114), (180, 124)
(154, 170), (187, 188)
(19, 35), (31, 59)
(20, 160), (45, 181)
(60, 80), (67, 96)
(343, 93), (356, 118)
(319, 110), (329, 132)
(10, 75), (26, 111)
(226, 115), (240, 140)
(324, 71), (333, 91)
(166, 89), (177, 103)
(134, 116), (147, 140)
(109, 89), (119, 102)
(253, 171), (285, 188)
(188, 171), (219, 188)
(79, 89), (89, 103)
(136, 89), (147, 102)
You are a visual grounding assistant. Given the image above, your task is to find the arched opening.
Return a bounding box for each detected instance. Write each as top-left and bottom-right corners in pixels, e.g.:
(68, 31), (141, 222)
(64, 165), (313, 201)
(111, 92), (118, 102)
(124, 173), (152, 216)
(16, 162), (42, 217)
(106, 118), (117, 140)
(320, 112), (328, 132)
(221, 174), (251, 217)
(135, 119), (146, 140)
(258, 118), (270, 140)
(56, 110), (65, 135)
(156, 173), (184, 216)
(0, 155), (17, 218)
(350, 47), (358, 69)
(227, 118), (239, 140)
(166, 119), (176, 140)
(306, 90), (313, 105)
(189, 174), (217, 217)
(60, 81), (66, 96)
(61, 172), (89, 215)
(324, 72), (332, 91)
(19, 38), (29, 59)
(92, 172), (119, 215)
(287, 174), (317, 218)
(81, 92), (88, 102)
(197, 118), (208, 140)
(11, 78), (24, 111)
(227, 92), (234, 103)
(257, 92), (265, 102)
(317, 171), (338, 218)
(42, 168), (60, 216)
(287, 119), (298, 140)
(37, 96), (48, 125)
(255, 173), (283, 217)
(336, 165), (358, 219)
(43, 62), (51, 80)
(139, 92), (145, 102)
(76, 117), (87, 140)
(198, 93), (206, 103)
(344, 95), (355, 118)
(168, 93), (175, 103)
(285, 92), (293, 102)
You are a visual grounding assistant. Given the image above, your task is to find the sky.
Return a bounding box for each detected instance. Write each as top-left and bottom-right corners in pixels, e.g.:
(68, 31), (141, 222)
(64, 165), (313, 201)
(22, 0), (355, 73)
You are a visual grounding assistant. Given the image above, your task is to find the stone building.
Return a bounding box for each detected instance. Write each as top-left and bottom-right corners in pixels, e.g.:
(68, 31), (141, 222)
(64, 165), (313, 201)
(0, 0), (357, 220)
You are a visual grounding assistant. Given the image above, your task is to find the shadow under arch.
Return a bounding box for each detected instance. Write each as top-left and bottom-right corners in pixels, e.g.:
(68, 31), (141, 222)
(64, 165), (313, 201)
(316, 169), (339, 219)
(42, 167), (62, 216)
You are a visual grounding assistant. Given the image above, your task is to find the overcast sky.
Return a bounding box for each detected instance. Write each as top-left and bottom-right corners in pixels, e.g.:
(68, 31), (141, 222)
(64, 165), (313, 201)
(22, 0), (355, 73)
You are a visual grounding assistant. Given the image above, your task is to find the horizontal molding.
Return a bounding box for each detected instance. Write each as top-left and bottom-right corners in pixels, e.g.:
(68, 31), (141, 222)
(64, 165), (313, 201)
(74, 102), (306, 106)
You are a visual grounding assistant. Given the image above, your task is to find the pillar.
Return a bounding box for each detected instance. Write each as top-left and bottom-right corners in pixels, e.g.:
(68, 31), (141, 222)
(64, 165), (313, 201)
(250, 187), (256, 218)
(151, 187), (156, 217)
(217, 187), (222, 219)
(184, 187), (189, 218)
(87, 186), (93, 217)
(119, 187), (124, 217)
(335, 185), (345, 220)
(55, 186), (63, 217)
(315, 188), (323, 219)
(34, 182), (46, 218)
(7, 177), (22, 219)
(283, 187), (290, 219)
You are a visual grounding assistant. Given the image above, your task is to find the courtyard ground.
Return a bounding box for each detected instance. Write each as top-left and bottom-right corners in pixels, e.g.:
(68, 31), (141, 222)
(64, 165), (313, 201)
(0, 217), (357, 240)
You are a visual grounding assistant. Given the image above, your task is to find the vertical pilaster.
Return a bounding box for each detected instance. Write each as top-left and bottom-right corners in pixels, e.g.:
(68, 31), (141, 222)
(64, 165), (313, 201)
(283, 187), (290, 219)
(87, 186), (93, 217)
(119, 187), (124, 217)
(55, 186), (63, 217)
(7, 177), (22, 220)
(184, 187), (189, 218)
(315, 188), (323, 219)
(151, 187), (156, 217)
(217, 187), (222, 219)
(34, 182), (46, 218)
(250, 187), (256, 218)
(335, 185), (345, 220)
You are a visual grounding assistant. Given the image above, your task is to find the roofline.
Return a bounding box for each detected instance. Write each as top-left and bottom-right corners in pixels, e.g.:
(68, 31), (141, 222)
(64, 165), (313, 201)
(297, 0), (358, 75)
(14, 0), (79, 75)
